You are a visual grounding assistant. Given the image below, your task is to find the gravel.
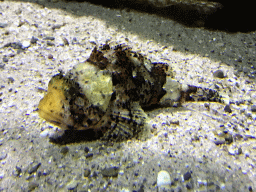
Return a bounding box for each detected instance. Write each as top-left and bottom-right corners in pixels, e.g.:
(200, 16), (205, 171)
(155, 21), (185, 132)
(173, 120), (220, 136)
(0, 0), (256, 191)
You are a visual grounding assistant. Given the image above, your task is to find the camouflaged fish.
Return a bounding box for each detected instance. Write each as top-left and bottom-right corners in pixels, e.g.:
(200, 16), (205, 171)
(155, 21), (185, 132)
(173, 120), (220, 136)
(38, 44), (224, 141)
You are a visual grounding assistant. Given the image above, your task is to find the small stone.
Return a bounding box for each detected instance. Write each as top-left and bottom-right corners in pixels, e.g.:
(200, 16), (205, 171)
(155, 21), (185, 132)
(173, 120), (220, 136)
(186, 182), (193, 189)
(213, 137), (226, 145)
(46, 41), (55, 46)
(62, 37), (69, 45)
(22, 40), (30, 49)
(39, 129), (49, 137)
(43, 36), (55, 41)
(101, 166), (119, 177)
(85, 153), (93, 159)
(213, 70), (225, 78)
(7, 77), (14, 84)
(0, 172), (4, 179)
(27, 182), (39, 191)
(84, 146), (89, 153)
(4, 42), (23, 49)
(48, 54), (53, 59)
(224, 105), (232, 113)
(84, 168), (91, 177)
(30, 36), (38, 44)
(0, 152), (7, 160)
(183, 171), (192, 181)
(237, 147), (242, 155)
(28, 162), (41, 174)
(251, 105), (256, 112)
(89, 36), (97, 44)
(13, 166), (22, 177)
(0, 23), (8, 28)
(157, 170), (171, 187)
(243, 67), (250, 73)
(52, 24), (62, 30)
(66, 180), (78, 190)
(3, 57), (8, 63)
(60, 146), (69, 155)
(225, 134), (233, 144)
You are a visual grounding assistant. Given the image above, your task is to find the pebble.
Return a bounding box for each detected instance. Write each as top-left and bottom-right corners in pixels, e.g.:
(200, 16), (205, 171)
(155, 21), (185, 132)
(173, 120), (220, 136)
(0, 172), (4, 179)
(4, 42), (23, 49)
(46, 41), (55, 46)
(213, 70), (225, 78)
(84, 146), (90, 153)
(213, 137), (226, 145)
(28, 162), (41, 174)
(157, 170), (171, 187)
(60, 146), (69, 155)
(43, 36), (55, 41)
(30, 36), (38, 44)
(66, 180), (78, 190)
(7, 77), (15, 84)
(0, 64), (5, 69)
(0, 152), (7, 160)
(0, 23), (8, 28)
(3, 57), (8, 63)
(22, 40), (31, 49)
(48, 54), (53, 59)
(251, 105), (256, 112)
(101, 166), (119, 177)
(13, 166), (22, 177)
(84, 168), (91, 177)
(183, 171), (192, 181)
(39, 129), (49, 138)
(27, 182), (39, 191)
(224, 105), (232, 113)
(85, 153), (93, 159)
(62, 37), (69, 45)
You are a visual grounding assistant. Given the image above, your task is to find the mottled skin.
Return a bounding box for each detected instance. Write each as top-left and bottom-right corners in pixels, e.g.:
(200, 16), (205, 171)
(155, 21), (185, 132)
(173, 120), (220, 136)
(38, 44), (224, 141)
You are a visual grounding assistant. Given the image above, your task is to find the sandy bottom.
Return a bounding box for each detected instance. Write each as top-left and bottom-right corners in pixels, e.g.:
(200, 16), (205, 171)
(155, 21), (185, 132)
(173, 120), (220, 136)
(0, 0), (255, 191)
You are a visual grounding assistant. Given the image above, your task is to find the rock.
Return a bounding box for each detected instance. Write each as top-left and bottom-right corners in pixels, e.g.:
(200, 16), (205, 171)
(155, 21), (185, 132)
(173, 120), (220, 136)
(48, 54), (53, 59)
(84, 168), (91, 177)
(22, 40), (31, 49)
(101, 166), (119, 177)
(39, 129), (49, 137)
(13, 166), (22, 177)
(60, 146), (69, 155)
(0, 23), (8, 28)
(85, 153), (93, 159)
(3, 57), (8, 63)
(213, 137), (226, 145)
(224, 105), (232, 113)
(30, 36), (38, 44)
(27, 182), (39, 191)
(66, 180), (78, 190)
(43, 36), (55, 41)
(28, 162), (41, 174)
(0, 152), (7, 160)
(84, 146), (89, 153)
(157, 170), (171, 187)
(7, 77), (15, 84)
(183, 171), (192, 181)
(0, 172), (4, 179)
(251, 105), (256, 112)
(213, 70), (225, 78)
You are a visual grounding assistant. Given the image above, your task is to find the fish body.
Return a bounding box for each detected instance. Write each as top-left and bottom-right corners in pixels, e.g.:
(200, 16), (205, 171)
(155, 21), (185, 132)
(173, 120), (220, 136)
(38, 44), (224, 141)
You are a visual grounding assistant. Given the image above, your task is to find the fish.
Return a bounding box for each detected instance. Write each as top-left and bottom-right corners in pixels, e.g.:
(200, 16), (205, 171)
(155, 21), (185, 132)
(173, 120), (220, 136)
(38, 44), (224, 141)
